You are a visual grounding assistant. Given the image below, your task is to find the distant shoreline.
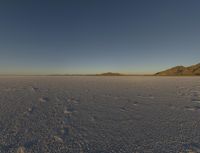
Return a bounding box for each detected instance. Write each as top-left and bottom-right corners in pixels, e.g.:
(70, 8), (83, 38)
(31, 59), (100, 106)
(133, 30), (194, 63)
(0, 74), (199, 77)
(0, 74), (153, 76)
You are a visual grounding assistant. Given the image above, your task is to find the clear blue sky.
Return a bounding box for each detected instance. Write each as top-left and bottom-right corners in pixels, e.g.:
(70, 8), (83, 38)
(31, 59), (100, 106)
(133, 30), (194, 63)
(0, 0), (200, 74)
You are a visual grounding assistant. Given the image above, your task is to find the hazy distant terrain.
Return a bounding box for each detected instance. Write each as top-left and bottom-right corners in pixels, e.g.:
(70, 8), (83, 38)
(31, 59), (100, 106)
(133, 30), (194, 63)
(0, 76), (200, 153)
(156, 63), (200, 76)
(97, 72), (124, 76)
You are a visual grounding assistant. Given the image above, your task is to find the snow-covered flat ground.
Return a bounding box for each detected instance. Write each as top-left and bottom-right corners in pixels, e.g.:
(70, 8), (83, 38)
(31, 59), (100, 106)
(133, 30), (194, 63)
(0, 76), (200, 153)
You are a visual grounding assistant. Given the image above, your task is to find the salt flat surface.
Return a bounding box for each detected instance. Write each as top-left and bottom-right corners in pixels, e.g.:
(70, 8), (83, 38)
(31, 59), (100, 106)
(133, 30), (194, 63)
(0, 76), (200, 153)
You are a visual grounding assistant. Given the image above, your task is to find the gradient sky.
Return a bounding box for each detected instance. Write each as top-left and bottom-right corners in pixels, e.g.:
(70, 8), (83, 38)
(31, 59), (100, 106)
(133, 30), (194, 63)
(0, 0), (200, 74)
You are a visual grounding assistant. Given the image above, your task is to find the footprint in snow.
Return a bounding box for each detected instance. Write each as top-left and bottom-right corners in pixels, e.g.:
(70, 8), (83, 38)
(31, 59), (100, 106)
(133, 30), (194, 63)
(185, 106), (200, 111)
(192, 98), (200, 103)
(67, 97), (79, 103)
(30, 86), (39, 92)
(64, 108), (73, 115)
(39, 97), (49, 102)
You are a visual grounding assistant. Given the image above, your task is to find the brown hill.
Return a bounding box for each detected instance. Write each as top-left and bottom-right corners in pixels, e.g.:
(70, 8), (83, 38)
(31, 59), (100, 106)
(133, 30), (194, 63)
(155, 63), (200, 76)
(97, 72), (124, 76)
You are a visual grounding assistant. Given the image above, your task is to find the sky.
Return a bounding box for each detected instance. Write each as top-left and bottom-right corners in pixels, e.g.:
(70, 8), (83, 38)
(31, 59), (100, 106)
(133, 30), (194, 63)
(0, 0), (200, 75)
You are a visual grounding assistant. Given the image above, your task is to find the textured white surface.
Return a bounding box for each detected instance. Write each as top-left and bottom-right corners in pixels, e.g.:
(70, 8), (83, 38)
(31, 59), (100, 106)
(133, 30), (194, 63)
(0, 76), (200, 152)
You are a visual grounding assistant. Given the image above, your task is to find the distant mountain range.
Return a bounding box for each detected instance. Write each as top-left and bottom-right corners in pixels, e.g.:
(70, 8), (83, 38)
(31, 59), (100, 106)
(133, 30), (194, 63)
(155, 63), (200, 76)
(97, 72), (124, 76)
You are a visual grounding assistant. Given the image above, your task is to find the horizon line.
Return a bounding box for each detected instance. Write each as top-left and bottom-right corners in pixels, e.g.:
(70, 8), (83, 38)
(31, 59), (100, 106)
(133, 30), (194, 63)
(0, 73), (154, 76)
